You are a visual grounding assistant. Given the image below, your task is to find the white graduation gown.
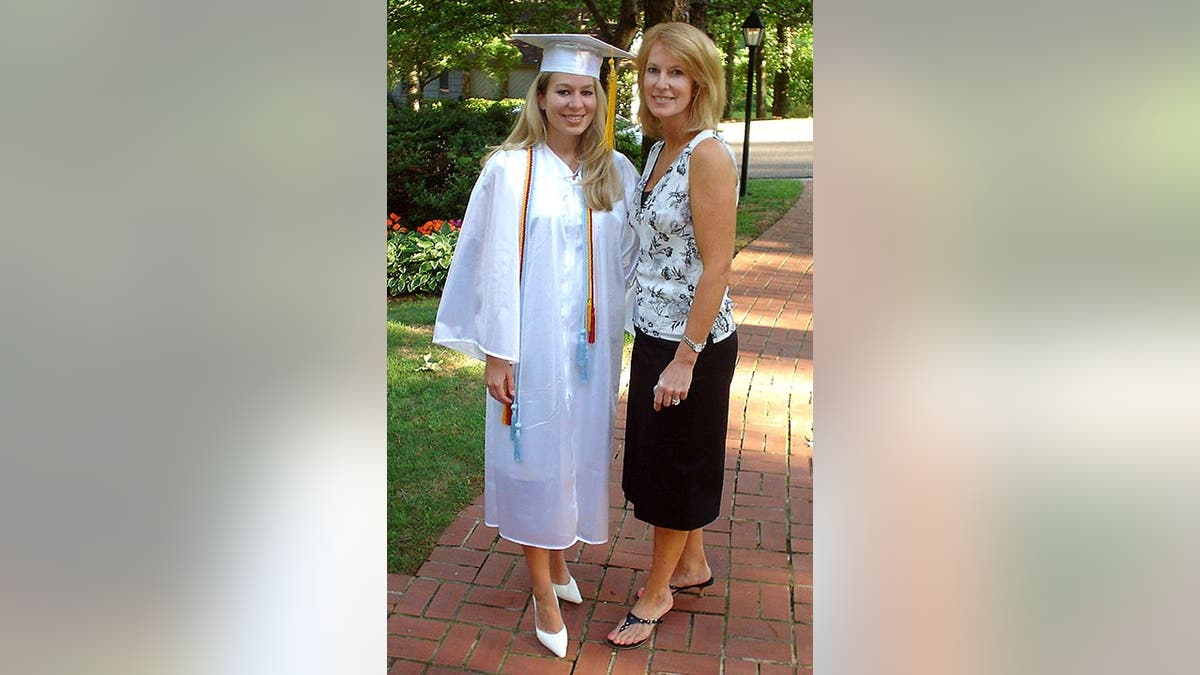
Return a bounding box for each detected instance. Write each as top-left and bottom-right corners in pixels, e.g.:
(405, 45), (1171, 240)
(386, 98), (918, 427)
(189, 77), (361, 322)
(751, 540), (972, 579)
(433, 144), (640, 549)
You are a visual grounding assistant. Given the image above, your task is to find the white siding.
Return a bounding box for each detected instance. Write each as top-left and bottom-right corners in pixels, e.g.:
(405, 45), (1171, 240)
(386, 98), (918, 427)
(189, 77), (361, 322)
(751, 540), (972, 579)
(468, 69), (501, 99)
(508, 69), (536, 99)
(423, 70), (463, 99)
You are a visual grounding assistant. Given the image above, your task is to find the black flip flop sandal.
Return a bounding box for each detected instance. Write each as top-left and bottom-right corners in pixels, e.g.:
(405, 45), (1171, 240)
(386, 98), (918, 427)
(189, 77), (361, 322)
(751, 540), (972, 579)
(605, 611), (666, 651)
(670, 576), (715, 596)
(636, 576), (716, 599)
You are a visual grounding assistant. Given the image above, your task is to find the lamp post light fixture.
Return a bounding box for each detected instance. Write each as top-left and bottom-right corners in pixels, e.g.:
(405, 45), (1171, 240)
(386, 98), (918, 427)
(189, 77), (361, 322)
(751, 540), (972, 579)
(739, 9), (764, 198)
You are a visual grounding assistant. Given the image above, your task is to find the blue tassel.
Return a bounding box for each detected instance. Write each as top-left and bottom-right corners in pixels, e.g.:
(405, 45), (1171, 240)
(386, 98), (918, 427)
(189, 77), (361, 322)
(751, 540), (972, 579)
(577, 329), (589, 381)
(510, 401), (521, 463)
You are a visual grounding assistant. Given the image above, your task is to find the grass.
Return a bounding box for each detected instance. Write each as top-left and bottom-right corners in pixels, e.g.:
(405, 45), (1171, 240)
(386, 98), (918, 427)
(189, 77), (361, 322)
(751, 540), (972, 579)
(387, 177), (803, 575)
(735, 179), (804, 252)
(387, 295), (486, 574)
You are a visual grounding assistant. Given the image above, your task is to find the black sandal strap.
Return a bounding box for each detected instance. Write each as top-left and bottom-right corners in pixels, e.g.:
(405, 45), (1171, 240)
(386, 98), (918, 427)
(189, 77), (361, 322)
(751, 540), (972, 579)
(618, 611), (664, 632)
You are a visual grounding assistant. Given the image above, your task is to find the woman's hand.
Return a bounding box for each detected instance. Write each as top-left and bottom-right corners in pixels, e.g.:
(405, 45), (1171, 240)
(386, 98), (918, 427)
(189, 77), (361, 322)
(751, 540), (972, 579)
(485, 355), (515, 404)
(653, 350), (696, 411)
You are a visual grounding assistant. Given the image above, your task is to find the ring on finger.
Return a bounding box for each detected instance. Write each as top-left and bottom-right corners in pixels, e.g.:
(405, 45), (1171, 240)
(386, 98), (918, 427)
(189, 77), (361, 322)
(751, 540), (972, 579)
(671, 398), (681, 405)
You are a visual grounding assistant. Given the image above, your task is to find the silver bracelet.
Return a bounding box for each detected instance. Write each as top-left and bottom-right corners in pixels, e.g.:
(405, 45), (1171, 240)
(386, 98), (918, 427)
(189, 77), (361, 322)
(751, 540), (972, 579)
(682, 334), (705, 353)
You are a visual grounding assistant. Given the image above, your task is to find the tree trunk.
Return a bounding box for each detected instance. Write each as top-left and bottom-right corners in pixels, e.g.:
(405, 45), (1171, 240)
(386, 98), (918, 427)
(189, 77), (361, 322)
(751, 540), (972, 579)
(615, 0), (640, 50)
(772, 24), (789, 118)
(643, 0), (689, 28)
(772, 69), (789, 118)
(688, 0), (707, 32)
(722, 33), (735, 119)
(586, 0), (640, 51)
(407, 70), (423, 111)
(641, 0), (690, 162)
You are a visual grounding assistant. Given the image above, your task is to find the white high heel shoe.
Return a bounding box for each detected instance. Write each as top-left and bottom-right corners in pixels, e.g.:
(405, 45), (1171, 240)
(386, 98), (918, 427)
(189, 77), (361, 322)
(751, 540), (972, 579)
(552, 576), (583, 604)
(532, 594), (567, 658)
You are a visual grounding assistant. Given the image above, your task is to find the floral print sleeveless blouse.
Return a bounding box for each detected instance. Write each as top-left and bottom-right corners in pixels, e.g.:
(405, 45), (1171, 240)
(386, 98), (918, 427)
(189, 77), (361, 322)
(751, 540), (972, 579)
(631, 129), (738, 343)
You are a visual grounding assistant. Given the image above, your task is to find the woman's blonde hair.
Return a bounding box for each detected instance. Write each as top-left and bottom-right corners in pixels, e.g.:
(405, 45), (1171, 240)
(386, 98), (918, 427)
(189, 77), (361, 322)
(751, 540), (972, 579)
(485, 72), (624, 211)
(635, 22), (726, 139)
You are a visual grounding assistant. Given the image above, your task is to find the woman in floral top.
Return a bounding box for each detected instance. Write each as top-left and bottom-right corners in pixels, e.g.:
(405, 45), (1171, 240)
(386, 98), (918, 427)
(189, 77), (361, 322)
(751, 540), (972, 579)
(606, 22), (740, 650)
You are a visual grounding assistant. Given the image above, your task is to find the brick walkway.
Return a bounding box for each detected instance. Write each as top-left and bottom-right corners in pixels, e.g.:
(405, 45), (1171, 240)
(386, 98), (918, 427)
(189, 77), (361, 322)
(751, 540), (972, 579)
(388, 180), (814, 674)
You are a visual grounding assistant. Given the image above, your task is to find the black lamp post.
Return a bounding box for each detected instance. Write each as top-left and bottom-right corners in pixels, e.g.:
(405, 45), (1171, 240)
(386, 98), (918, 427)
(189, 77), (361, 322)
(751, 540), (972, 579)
(740, 9), (764, 198)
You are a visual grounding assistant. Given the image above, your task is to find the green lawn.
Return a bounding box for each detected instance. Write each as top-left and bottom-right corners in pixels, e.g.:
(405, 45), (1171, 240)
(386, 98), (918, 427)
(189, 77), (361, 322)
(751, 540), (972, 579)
(387, 178), (804, 575)
(387, 296), (486, 574)
(736, 179), (804, 252)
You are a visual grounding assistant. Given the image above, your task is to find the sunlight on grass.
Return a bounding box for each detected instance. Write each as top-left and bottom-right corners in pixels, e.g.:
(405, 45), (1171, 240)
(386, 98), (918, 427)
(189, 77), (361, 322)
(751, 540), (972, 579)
(736, 179), (804, 252)
(388, 295), (486, 574)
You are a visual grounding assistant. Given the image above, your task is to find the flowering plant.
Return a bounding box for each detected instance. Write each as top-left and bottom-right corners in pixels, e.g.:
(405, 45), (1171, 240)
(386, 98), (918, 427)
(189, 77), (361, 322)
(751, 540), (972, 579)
(387, 215), (463, 296)
(388, 215), (462, 239)
(417, 219), (462, 235)
(387, 213), (408, 236)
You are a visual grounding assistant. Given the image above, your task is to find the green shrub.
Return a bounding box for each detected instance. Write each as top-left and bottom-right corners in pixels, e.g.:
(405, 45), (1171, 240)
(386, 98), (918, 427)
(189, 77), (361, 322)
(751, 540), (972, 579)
(614, 119), (646, 173)
(389, 98), (646, 231)
(386, 98), (646, 296)
(387, 98), (523, 231)
(786, 25), (814, 118)
(387, 225), (459, 296)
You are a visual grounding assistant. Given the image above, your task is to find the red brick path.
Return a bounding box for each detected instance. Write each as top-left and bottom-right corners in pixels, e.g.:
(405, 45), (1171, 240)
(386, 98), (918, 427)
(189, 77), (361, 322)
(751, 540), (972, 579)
(389, 180), (814, 673)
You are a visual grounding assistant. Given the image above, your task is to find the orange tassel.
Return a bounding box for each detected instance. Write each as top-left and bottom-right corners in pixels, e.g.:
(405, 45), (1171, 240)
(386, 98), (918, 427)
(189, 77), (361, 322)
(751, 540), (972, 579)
(587, 209), (596, 342)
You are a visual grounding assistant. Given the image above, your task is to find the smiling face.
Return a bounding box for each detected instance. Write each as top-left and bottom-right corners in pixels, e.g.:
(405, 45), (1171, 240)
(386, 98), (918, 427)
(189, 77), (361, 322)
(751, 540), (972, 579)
(537, 72), (597, 143)
(641, 41), (696, 124)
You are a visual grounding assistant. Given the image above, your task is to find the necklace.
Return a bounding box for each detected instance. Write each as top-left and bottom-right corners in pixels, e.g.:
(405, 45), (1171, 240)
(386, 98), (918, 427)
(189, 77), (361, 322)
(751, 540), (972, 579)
(565, 157), (582, 180)
(549, 146), (581, 179)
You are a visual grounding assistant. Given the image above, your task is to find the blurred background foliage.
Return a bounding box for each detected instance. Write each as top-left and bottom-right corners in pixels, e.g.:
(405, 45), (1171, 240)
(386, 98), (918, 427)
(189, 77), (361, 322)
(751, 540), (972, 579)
(387, 0), (812, 118)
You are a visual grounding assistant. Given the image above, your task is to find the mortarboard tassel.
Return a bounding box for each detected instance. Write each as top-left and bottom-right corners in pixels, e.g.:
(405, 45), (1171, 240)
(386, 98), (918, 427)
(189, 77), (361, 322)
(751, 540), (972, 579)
(604, 53), (618, 151)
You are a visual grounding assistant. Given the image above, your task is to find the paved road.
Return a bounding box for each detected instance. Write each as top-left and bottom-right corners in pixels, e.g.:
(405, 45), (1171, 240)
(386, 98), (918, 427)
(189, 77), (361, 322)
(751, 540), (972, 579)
(718, 117), (812, 180)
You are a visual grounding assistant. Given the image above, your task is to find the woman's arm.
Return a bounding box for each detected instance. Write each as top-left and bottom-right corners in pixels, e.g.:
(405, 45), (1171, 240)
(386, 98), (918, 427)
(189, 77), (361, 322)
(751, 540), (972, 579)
(651, 138), (738, 410)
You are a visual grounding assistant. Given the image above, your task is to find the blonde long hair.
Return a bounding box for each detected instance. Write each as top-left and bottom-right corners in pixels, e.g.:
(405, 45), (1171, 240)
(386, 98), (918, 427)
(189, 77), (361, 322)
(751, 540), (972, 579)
(635, 22), (726, 139)
(486, 72), (624, 211)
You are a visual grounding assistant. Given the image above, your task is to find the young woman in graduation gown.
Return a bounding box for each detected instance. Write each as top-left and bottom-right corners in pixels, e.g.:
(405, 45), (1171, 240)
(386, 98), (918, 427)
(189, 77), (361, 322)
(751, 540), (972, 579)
(433, 34), (638, 659)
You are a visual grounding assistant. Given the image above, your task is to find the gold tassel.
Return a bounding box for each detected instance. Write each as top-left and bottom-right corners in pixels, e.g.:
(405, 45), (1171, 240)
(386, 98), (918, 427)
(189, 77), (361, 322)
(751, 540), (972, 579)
(604, 53), (618, 151)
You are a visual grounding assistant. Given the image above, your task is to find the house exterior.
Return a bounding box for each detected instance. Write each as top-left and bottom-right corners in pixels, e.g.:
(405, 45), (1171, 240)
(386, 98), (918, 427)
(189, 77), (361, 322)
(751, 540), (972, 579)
(390, 43), (540, 105)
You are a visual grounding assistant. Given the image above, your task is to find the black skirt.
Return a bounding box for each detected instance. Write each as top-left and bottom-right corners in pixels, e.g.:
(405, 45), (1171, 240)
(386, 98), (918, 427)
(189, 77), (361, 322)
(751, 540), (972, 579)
(622, 328), (738, 530)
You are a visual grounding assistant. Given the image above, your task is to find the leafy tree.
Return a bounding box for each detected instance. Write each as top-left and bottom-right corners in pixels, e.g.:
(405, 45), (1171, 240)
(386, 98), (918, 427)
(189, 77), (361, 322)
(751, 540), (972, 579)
(760, 1), (812, 117)
(388, 0), (578, 107)
(705, 0), (813, 119)
(388, 0), (812, 117)
(472, 38), (524, 98)
(581, 0), (641, 50)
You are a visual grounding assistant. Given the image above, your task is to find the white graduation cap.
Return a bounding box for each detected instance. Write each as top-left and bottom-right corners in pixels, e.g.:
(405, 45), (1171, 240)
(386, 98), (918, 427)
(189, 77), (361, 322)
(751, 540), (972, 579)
(511, 34), (634, 80)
